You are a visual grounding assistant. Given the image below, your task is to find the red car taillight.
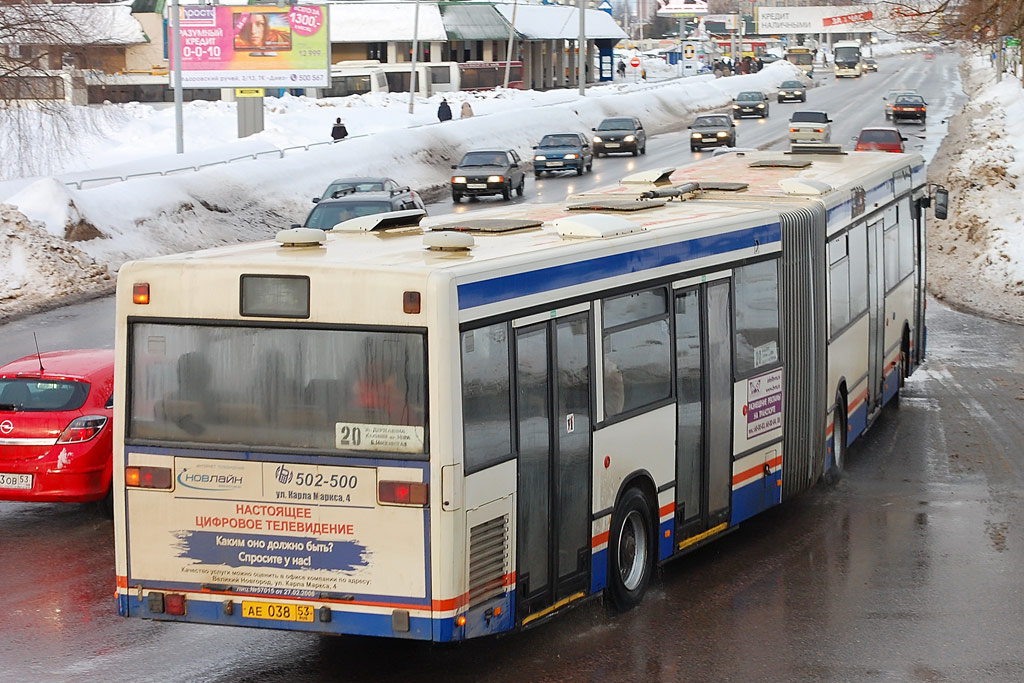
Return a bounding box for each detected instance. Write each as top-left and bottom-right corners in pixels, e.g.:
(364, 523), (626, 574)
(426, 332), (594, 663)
(56, 415), (107, 443)
(378, 480), (428, 506)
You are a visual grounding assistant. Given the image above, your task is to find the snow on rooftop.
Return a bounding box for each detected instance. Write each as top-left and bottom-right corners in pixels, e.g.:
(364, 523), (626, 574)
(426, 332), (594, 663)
(0, 5), (146, 46)
(494, 4), (626, 40)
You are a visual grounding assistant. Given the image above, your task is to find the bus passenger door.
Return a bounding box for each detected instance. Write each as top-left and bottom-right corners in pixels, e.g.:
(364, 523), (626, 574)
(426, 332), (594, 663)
(514, 311), (592, 622)
(867, 219), (885, 411)
(674, 281), (732, 542)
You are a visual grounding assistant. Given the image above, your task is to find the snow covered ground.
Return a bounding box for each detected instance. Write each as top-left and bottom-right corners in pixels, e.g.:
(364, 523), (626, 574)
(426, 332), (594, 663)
(926, 53), (1024, 324)
(1, 44), (1022, 326)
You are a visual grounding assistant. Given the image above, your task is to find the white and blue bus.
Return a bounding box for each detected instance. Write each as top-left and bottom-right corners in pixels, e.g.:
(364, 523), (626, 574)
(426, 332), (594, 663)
(113, 148), (947, 641)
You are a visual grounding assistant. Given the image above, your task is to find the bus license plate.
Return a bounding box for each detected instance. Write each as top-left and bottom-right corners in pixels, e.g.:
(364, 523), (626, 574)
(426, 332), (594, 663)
(241, 601), (314, 623)
(0, 473), (32, 489)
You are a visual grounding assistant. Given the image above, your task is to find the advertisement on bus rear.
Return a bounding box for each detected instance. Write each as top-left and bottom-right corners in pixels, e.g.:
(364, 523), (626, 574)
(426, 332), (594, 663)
(170, 6), (329, 88)
(126, 457), (427, 598)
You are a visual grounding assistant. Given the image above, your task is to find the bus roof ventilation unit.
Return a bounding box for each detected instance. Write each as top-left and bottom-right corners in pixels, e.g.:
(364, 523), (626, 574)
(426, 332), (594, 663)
(699, 181), (749, 192)
(749, 159), (812, 169)
(620, 167), (676, 186)
(788, 143), (847, 155)
(275, 227), (326, 247)
(552, 213), (644, 239)
(330, 208), (426, 232)
(429, 218), (543, 233)
(423, 231), (475, 251)
(565, 198), (667, 212)
(778, 177), (834, 196)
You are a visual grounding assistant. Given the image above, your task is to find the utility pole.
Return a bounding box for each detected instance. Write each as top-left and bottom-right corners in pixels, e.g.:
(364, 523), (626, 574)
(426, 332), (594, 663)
(578, 0), (586, 95)
(408, 0), (420, 114)
(171, 0), (183, 153)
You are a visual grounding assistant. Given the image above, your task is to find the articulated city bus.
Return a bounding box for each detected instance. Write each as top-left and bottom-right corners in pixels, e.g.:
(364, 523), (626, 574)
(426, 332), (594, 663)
(112, 148), (946, 641)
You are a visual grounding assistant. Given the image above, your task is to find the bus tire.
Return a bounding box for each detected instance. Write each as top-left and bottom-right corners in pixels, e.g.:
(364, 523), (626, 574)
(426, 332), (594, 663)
(826, 393), (847, 485)
(606, 487), (654, 611)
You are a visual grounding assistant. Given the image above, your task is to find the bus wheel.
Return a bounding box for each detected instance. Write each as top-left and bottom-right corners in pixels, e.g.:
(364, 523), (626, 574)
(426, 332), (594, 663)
(607, 487), (654, 611)
(826, 394), (847, 485)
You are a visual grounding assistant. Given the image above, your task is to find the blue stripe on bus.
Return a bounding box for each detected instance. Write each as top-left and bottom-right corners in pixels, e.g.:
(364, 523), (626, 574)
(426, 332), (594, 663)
(591, 549), (607, 595)
(848, 401), (868, 444)
(730, 471), (781, 526)
(659, 518), (674, 561)
(125, 445), (430, 473)
(122, 578), (433, 608)
(457, 223), (782, 310)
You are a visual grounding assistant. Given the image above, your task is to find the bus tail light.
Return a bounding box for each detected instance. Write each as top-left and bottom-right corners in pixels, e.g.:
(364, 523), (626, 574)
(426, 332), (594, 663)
(378, 480), (428, 506)
(132, 282), (150, 304)
(165, 593), (186, 615)
(404, 291), (421, 314)
(126, 466), (173, 489)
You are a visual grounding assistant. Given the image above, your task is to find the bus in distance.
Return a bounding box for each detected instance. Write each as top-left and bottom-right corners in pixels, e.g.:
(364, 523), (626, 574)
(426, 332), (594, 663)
(833, 39), (863, 77)
(112, 148), (947, 641)
(785, 46), (814, 76)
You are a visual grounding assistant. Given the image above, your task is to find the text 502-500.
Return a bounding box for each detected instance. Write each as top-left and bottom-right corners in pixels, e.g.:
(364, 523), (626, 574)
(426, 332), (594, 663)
(292, 473), (358, 489)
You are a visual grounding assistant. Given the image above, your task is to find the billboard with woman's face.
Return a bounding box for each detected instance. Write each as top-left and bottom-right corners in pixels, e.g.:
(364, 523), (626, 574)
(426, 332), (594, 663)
(172, 6), (327, 88)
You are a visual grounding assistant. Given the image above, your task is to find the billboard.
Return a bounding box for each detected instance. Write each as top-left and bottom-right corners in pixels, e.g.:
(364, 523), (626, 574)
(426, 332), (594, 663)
(171, 6), (329, 88)
(755, 5), (941, 35)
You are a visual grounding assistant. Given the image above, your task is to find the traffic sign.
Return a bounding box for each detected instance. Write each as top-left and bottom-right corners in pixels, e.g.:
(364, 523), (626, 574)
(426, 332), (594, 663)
(683, 43), (696, 59)
(1006, 37), (1021, 46)
(235, 88), (266, 98)
(630, 56), (641, 67)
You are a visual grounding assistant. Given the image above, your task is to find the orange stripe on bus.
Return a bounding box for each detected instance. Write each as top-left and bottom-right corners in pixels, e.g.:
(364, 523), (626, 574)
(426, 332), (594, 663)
(592, 530), (609, 548)
(659, 502), (674, 518)
(116, 575), (128, 588)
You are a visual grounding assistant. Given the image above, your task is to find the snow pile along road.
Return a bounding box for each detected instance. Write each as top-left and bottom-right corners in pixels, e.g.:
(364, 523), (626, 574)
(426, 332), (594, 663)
(0, 204), (113, 319)
(927, 54), (1024, 324)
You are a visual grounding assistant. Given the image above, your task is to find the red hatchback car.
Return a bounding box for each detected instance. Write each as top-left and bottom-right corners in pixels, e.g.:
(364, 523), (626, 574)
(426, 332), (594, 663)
(0, 349), (114, 508)
(854, 127), (907, 153)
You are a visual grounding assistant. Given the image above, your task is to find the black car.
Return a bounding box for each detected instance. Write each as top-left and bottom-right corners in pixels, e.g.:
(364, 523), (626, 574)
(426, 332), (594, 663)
(533, 133), (594, 177)
(591, 117), (647, 156)
(450, 149), (526, 202)
(688, 114), (736, 152)
(302, 191), (424, 231)
(777, 80), (807, 103)
(891, 94), (927, 123)
(732, 91), (770, 118)
(862, 58), (879, 72)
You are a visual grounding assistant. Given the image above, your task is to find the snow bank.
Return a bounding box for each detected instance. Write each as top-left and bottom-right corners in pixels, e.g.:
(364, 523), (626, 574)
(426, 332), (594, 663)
(927, 53), (1024, 324)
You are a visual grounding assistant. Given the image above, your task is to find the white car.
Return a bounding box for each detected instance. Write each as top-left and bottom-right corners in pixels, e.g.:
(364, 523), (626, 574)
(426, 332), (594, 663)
(788, 110), (833, 143)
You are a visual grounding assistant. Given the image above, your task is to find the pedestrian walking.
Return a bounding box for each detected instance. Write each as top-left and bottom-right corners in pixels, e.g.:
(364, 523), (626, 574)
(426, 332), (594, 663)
(437, 98), (452, 122)
(461, 101), (474, 118)
(617, 60), (626, 79)
(330, 117), (348, 141)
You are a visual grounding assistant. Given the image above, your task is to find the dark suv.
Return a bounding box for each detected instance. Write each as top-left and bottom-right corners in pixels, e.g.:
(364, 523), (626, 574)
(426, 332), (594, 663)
(450, 149), (526, 202)
(302, 186), (426, 231)
(592, 117), (647, 156)
(533, 133), (593, 177)
(732, 91), (770, 118)
(688, 114), (736, 151)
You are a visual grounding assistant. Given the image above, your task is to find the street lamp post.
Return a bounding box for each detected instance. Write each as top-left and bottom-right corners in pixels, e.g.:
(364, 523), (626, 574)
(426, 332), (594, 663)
(578, 0), (586, 95)
(171, 0), (183, 153)
(408, 0), (420, 114)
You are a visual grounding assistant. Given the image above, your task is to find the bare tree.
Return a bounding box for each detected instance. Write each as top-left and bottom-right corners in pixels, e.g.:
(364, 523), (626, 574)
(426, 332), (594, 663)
(0, 2), (127, 179)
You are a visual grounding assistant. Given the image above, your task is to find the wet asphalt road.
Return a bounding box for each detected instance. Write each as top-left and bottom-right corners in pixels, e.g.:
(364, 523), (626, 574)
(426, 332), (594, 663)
(4, 52), (1024, 681)
(3, 299), (1024, 683)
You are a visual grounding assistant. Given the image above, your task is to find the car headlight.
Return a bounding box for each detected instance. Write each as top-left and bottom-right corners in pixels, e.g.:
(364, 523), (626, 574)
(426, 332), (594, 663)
(534, 155), (546, 161)
(592, 136), (603, 143)
(623, 135), (636, 142)
(691, 132), (702, 139)
(487, 175), (504, 183)
(793, 90), (803, 95)
(716, 131), (728, 137)
(779, 91), (789, 95)
(563, 153), (578, 159)
(452, 176), (467, 184)
(756, 103), (765, 108)
(732, 104), (740, 109)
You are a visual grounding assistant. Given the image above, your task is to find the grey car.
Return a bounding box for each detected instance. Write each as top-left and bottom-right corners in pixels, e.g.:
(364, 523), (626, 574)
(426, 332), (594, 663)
(312, 176), (424, 208)
(777, 80), (807, 103)
(592, 117), (647, 156)
(302, 191), (425, 231)
(533, 133), (594, 177)
(732, 91), (770, 118)
(689, 114), (736, 152)
(450, 149), (526, 202)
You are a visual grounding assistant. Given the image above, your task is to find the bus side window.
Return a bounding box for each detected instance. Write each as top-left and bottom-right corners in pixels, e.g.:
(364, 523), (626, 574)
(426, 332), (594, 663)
(602, 287), (672, 418)
(733, 259), (781, 376)
(461, 323), (513, 473)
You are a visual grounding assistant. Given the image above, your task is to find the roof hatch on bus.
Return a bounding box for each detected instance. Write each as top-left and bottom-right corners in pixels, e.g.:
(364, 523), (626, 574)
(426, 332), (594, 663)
(565, 198), (667, 212)
(426, 218), (543, 234)
(275, 227), (326, 247)
(330, 208), (426, 233)
(778, 177), (834, 196)
(552, 213), (643, 239)
(620, 167), (676, 186)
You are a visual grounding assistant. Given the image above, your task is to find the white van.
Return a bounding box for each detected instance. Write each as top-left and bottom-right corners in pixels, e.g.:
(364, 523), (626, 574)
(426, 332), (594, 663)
(326, 61), (389, 97)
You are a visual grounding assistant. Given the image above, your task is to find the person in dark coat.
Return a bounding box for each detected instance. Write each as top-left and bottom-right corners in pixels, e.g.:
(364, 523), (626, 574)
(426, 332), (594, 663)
(437, 99), (452, 122)
(331, 117), (348, 141)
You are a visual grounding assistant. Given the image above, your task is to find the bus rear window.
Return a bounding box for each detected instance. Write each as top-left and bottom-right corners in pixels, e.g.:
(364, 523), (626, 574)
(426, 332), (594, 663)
(128, 323), (427, 457)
